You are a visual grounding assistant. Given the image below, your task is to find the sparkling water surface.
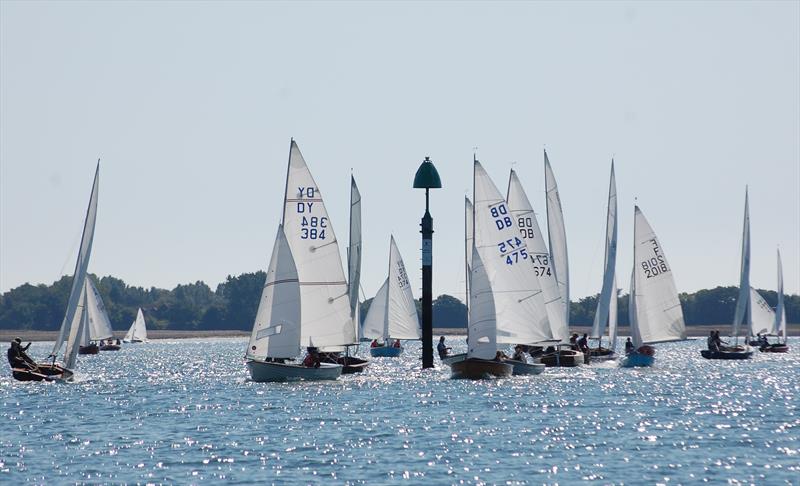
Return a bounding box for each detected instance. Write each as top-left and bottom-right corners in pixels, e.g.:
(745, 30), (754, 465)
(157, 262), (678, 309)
(1, 337), (798, 484)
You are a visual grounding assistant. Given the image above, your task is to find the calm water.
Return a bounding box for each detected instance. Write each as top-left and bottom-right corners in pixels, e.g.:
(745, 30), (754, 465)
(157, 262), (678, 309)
(1, 337), (798, 485)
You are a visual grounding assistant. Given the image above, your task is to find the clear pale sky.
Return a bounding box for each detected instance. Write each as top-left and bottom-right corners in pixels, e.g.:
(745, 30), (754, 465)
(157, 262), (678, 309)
(1, 1), (798, 303)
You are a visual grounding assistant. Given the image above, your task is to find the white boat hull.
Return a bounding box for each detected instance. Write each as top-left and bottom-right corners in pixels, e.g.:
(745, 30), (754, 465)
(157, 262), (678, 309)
(508, 360), (545, 375)
(246, 360), (342, 382)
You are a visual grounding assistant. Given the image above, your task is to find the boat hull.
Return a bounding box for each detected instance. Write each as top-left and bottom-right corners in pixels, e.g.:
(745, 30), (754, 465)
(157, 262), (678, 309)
(507, 360), (545, 375)
(588, 347), (617, 362)
(246, 360), (342, 382)
(441, 352), (467, 366)
(701, 349), (753, 360)
(99, 344), (121, 351)
(12, 363), (73, 382)
(369, 346), (403, 358)
(538, 350), (584, 367)
(619, 352), (655, 367)
(759, 344), (789, 353)
(450, 358), (513, 380)
(78, 344), (99, 355)
(319, 353), (370, 374)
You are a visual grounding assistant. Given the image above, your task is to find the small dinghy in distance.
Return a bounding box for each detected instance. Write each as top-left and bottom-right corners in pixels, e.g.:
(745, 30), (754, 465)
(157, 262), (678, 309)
(362, 236), (421, 358)
(451, 160), (553, 379)
(704, 189), (754, 360)
(245, 141), (356, 382)
(78, 278), (115, 354)
(538, 345), (585, 367)
(758, 249), (789, 353)
(124, 308), (148, 343)
(15, 161), (101, 382)
(589, 162), (619, 362)
(620, 206), (687, 368)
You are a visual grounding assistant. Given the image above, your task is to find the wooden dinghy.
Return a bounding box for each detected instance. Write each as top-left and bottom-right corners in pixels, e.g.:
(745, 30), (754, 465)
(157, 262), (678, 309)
(537, 347), (584, 367)
(78, 343), (99, 355)
(450, 358), (512, 380)
(247, 360), (342, 382)
(700, 349), (753, 360)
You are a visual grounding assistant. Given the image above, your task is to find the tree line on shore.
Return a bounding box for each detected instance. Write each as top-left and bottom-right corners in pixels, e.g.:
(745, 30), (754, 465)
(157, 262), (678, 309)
(1, 272), (797, 331)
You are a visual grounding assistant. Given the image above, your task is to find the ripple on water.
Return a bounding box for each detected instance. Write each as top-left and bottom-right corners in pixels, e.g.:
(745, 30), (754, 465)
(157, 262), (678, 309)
(1, 337), (799, 484)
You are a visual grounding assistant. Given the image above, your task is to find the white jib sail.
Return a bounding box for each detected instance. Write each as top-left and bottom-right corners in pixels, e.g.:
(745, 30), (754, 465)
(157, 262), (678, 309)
(732, 188), (751, 339)
(125, 308), (148, 342)
(282, 141), (354, 348)
(631, 206), (686, 345)
(775, 249), (787, 342)
(467, 247), (498, 359)
(52, 161), (100, 359)
(361, 279), (389, 340)
(347, 176), (362, 341)
(247, 225), (302, 359)
(506, 169), (565, 342)
(591, 161), (618, 341)
(544, 150), (570, 328)
(386, 236), (421, 340)
(86, 278), (114, 341)
(749, 288), (776, 336)
(473, 161), (552, 346)
(465, 196), (473, 313)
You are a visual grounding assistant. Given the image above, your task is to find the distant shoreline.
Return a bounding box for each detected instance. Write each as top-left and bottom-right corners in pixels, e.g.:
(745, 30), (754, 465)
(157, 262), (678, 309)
(2, 325), (797, 342)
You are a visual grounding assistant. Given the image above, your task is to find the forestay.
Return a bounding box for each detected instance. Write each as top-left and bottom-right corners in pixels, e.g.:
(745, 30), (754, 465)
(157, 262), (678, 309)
(591, 162), (618, 342)
(247, 225), (302, 359)
(52, 162), (100, 360)
(731, 189), (751, 339)
(506, 170), (565, 342)
(631, 206), (686, 346)
(471, 161), (552, 351)
(544, 151), (570, 328)
(282, 141), (353, 348)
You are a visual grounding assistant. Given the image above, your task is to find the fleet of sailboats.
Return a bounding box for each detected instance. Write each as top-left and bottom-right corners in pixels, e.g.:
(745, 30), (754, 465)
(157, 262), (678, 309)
(9, 144), (793, 383)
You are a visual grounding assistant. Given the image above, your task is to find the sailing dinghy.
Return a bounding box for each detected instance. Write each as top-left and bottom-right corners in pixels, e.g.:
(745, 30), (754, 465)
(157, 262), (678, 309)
(758, 250), (789, 353)
(78, 278), (118, 353)
(702, 189), (753, 359)
(539, 151), (585, 367)
(13, 162), (100, 382)
(124, 308), (148, 343)
(439, 196), (473, 367)
(245, 140), (354, 382)
(589, 162), (619, 361)
(450, 160), (550, 379)
(362, 236), (421, 357)
(319, 176), (369, 372)
(620, 206), (687, 367)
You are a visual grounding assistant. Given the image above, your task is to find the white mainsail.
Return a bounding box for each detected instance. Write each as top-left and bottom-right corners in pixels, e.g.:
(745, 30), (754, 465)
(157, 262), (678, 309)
(467, 161), (552, 359)
(591, 162), (618, 343)
(86, 278), (114, 341)
(51, 161), (100, 361)
(775, 249), (787, 342)
(282, 141), (353, 348)
(125, 308), (148, 342)
(506, 170), (566, 342)
(749, 288), (776, 336)
(630, 206), (686, 346)
(544, 150), (570, 329)
(609, 276), (618, 349)
(361, 236), (420, 341)
(347, 176), (362, 340)
(247, 225), (302, 359)
(731, 188), (751, 339)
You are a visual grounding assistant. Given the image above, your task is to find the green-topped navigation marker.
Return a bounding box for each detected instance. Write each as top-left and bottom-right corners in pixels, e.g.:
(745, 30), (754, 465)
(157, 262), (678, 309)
(413, 156), (442, 369)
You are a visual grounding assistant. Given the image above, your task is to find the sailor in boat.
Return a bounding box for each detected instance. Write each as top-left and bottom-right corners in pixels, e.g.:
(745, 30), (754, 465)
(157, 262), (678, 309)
(577, 334), (590, 354)
(302, 347), (322, 368)
(370, 339), (379, 348)
(713, 330), (729, 350)
(758, 334), (770, 350)
(437, 336), (451, 360)
(706, 331), (719, 352)
(625, 337), (634, 354)
(569, 333), (579, 350)
(393, 339), (401, 348)
(7, 338), (37, 372)
(512, 345), (527, 363)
